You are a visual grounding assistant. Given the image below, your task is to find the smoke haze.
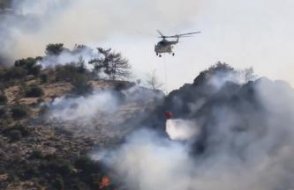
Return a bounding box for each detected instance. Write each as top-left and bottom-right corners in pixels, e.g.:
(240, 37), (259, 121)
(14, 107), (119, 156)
(1, 0), (294, 189)
(0, 0), (200, 61)
(2, 0), (294, 90)
(92, 65), (294, 190)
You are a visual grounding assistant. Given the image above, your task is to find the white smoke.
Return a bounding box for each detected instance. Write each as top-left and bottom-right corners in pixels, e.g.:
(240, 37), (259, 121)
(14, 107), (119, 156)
(38, 46), (100, 69)
(166, 119), (200, 141)
(92, 76), (294, 190)
(45, 85), (164, 140)
(205, 64), (256, 90)
(0, 0), (200, 62)
(91, 130), (194, 190)
(47, 90), (120, 122)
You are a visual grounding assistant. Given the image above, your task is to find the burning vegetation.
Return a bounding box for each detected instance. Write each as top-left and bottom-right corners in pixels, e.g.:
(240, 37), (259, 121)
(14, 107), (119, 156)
(99, 176), (111, 189)
(0, 43), (162, 190)
(0, 42), (294, 190)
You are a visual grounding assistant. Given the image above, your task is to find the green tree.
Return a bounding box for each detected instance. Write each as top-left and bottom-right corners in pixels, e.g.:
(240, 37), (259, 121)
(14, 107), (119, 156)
(90, 48), (131, 80)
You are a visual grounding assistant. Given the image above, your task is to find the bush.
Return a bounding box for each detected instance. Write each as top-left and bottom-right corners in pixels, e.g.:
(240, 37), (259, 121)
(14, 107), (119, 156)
(40, 73), (48, 83)
(75, 156), (98, 173)
(15, 57), (36, 68)
(41, 159), (74, 177)
(55, 65), (80, 82)
(11, 105), (29, 119)
(29, 65), (41, 76)
(14, 57), (41, 76)
(39, 104), (49, 115)
(45, 43), (64, 55)
(30, 150), (44, 159)
(4, 67), (27, 81)
(55, 64), (90, 82)
(0, 107), (6, 117)
(6, 129), (22, 141)
(3, 124), (30, 141)
(52, 175), (65, 190)
(55, 65), (92, 94)
(25, 85), (44, 97)
(71, 75), (92, 95)
(0, 94), (7, 105)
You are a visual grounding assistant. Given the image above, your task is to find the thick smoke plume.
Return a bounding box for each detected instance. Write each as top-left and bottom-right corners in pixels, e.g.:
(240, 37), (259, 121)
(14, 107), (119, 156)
(48, 90), (120, 122)
(92, 64), (294, 190)
(38, 45), (100, 69)
(0, 0), (200, 63)
(45, 86), (164, 140)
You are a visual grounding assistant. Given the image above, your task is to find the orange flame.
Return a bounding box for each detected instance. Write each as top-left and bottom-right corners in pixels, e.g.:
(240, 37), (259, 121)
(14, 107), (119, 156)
(99, 176), (111, 189)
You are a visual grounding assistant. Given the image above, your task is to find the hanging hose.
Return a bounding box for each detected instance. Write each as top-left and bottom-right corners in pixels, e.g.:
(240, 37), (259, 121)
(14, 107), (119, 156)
(160, 55), (169, 94)
(164, 57), (168, 94)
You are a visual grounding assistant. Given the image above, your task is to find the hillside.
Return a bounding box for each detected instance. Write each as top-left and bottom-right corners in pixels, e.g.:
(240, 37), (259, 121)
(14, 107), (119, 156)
(0, 52), (163, 190)
(99, 63), (294, 190)
(1, 54), (294, 190)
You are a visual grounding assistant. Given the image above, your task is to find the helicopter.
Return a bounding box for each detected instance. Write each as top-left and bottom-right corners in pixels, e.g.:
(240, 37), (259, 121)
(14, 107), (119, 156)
(155, 30), (201, 57)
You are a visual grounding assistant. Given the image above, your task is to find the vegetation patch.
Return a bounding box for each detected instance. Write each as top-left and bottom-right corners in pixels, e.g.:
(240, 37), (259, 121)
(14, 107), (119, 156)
(24, 85), (44, 98)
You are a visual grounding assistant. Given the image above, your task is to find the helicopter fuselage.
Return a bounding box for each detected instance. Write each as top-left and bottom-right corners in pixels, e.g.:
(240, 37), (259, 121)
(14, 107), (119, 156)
(154, 38), (178, 56)
(154, 30), (200, 57)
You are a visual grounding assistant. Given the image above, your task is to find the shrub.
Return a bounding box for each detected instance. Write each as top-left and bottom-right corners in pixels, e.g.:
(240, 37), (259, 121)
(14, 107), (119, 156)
(3, 124), (30, 141)
(14, 57), (41, 76)
(0, 94), (7, 105)
(4, 67), (27, 80)
(45, 43), (64, 56)
(29, 65), (41, 76)
(25, 85), (44, 97)
(52, 175), (65, 190)
(39, 104), (49, 115)
(55, 65), (80, 82)
(40, 73), (48, 83)
(15, 57), (36, 68)
(75, 156), (98, 173)
(42, 159), (74, 177)
(0, 106), (6, 117)
(6, 129), (22, 141)
(30, 150), (44, 159)
(11, 105), (29, 119)
(71, 75), (92, 95)
(55, 65), (92, 94)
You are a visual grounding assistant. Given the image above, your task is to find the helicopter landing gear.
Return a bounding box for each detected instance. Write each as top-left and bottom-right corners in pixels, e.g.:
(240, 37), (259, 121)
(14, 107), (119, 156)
(156, 52), (162, 57)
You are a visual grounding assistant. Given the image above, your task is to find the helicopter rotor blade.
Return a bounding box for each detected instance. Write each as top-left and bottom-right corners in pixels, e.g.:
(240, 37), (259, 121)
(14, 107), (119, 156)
(156, 30), (201, 39)
(157, 30), (165, 37)
(163, 35), (195, 38)
(178, 31), (201, 36)
(163, 31), (201, 38)
(177, 35), (195, 38)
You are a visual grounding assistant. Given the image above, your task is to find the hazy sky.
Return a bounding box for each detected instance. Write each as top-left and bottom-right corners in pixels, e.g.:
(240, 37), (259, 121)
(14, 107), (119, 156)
(4, 0), (294, 91)
(101, 0), (294, 91)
